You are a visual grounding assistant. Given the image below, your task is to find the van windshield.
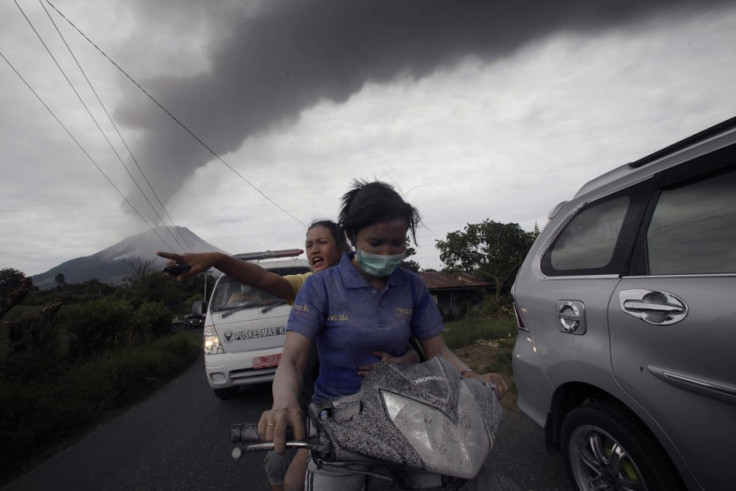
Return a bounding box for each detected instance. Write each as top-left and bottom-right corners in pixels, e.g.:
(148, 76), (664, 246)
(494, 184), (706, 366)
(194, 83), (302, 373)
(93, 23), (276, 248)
(210, 266), (309, 313)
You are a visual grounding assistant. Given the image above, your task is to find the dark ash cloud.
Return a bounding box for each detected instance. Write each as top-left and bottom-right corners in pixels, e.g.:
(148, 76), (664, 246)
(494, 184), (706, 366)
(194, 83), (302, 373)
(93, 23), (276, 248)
(117, 0), (729, 214)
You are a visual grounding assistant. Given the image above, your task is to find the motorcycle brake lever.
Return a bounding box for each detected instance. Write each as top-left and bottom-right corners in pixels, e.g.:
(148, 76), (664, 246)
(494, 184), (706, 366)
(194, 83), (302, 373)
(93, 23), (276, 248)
(235, 440), (311, 456)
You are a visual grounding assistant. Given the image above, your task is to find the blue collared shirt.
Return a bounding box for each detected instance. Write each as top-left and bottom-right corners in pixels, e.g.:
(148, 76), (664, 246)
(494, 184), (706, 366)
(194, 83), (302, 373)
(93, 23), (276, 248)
(287, 251), (444, 401)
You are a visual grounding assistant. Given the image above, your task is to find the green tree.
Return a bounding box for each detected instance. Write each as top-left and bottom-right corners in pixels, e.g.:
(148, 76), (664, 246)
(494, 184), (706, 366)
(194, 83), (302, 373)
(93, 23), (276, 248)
(117, 260), (185, 309)
(400, 244), (421, 273)
(115, 259), (203, 317)
(132, 301), (175, 342)
(435, 220), (538, 300)
(0, 268), (32, 320)
(65, 298), (131, 356)
(54, 272), (66, 286)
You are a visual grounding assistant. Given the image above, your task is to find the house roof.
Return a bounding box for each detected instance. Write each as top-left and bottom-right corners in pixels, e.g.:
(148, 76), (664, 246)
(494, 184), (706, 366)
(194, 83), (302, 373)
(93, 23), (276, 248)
(417, 271), (491, 290)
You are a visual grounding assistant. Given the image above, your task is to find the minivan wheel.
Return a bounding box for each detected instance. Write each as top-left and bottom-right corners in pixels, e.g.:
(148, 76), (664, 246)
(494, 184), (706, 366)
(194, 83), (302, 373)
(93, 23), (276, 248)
(214, 387), (239, 400)
(561, 402), (683, 491)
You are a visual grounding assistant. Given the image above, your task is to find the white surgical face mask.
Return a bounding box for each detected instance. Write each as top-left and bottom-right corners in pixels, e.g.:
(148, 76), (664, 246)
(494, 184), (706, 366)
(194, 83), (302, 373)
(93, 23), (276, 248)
(355, 249), (405, 277)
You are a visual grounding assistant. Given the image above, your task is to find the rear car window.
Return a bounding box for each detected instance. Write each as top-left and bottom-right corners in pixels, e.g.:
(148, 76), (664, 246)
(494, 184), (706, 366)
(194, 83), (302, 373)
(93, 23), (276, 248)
(545, 196), (629, 273)
(647, 167), (736, 275)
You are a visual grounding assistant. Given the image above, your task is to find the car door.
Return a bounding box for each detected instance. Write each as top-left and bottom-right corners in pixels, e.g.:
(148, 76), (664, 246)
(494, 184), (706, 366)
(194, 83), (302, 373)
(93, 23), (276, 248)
(512, 181), (654, 427)
(609, 153), (736, 490)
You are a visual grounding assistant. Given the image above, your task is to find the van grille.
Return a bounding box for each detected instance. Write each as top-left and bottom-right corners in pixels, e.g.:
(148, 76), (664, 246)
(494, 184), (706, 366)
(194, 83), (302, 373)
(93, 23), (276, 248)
(230, 366), (277, 383)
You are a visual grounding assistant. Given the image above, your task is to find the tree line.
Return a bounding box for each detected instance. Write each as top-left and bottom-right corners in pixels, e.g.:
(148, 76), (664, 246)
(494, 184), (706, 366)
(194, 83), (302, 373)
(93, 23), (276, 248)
(0, 261), (210, 381)
(0, 218), (538, 375)
(436, 219), (539, 300)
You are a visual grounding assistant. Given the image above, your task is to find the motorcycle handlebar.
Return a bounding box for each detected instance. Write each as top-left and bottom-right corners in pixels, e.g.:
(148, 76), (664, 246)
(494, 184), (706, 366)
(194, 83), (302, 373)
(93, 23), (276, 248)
(230, 423), (260, 444)
(230, 423), (311, 460)
(231, 423), (297, 444)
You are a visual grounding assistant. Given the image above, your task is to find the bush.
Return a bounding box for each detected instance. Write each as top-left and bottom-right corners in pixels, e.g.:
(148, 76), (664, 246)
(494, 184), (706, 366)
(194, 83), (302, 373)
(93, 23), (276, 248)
(116, 269), (192, 311)
(1, 299), (175, 382)
(1, 314), (72, 382)
(57, 298), (134, 360)
(475, 293), (514, 318)
(442, 315), (517, 350)
(69, 343), (180, 408)
(132, 301), (175, 343)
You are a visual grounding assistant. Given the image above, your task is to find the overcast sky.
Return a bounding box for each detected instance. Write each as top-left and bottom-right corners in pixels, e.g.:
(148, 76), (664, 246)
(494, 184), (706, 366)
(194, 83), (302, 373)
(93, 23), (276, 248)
(2, 0), (736, 277)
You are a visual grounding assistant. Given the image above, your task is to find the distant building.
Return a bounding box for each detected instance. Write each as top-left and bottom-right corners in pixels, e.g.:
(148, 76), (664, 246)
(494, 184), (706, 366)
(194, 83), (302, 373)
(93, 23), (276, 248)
(416, 271), (491, 320)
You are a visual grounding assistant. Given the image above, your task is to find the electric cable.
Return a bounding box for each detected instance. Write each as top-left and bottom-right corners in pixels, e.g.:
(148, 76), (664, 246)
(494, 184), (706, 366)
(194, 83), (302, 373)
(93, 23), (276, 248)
(14, 0), (180, 251)
(45, 0), (307, 228)
(37, 0), (192, 253)
(0, 48), (176, 251)
(20, 0), (190, 253)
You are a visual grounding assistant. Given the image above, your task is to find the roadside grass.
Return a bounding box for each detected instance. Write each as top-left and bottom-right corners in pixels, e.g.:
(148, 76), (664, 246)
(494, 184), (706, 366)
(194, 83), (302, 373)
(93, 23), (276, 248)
(0, 330), (201, 486)
(443, 315), (517, 350)
(444, 314), (519, 396)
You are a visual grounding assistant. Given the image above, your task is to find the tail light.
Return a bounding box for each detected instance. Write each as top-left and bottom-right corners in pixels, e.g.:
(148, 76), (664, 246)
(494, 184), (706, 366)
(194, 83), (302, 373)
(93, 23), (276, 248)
(512, 301), (528, 332)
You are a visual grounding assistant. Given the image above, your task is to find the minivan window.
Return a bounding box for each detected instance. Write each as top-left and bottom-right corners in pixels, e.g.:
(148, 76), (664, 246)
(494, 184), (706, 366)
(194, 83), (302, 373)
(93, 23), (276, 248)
(211, 275), (281, 312)
(647, 168), (736, 275)
(547, 196), (629, 272)
(210, 265), (311, 312)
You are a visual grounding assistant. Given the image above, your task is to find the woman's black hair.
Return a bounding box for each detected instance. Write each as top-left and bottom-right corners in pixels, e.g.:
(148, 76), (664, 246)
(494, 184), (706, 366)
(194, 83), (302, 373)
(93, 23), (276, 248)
(338, 180), (421, 244)
(307, 219), (349, 250)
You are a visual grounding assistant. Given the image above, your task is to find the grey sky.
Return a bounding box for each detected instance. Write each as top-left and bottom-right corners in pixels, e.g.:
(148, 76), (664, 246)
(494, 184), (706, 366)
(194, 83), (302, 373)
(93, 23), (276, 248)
(2, 0), (736, 276)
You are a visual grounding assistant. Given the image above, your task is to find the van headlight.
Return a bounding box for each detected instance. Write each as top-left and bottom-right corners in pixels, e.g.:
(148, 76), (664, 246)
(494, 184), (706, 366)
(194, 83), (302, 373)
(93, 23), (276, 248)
(203, 325), (224, 354)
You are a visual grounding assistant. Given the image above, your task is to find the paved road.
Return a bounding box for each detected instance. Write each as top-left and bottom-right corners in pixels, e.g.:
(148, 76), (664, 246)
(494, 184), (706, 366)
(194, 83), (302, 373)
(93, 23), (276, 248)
(3, 357), (571, 491)
(489, 401), (571, 491)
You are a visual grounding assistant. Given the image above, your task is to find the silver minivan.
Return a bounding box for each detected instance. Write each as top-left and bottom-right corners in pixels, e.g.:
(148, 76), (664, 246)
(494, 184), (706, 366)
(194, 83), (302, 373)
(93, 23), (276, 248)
(195, 249), (310, 399)
(512, 117), (736, 490)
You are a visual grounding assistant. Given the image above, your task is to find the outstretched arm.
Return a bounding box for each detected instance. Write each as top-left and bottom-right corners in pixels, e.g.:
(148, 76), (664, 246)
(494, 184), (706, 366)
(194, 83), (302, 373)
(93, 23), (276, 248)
(157, 251), (296, 301)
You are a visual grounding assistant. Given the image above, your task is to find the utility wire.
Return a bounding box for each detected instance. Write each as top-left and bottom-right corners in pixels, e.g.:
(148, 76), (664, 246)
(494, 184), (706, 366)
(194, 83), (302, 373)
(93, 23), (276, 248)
(46, 0), (307, 228)
(0, 48), (175, 251)
(13, 0), (179, 252)
(24, 0), (190, 253)
(37, 0), (192, 253)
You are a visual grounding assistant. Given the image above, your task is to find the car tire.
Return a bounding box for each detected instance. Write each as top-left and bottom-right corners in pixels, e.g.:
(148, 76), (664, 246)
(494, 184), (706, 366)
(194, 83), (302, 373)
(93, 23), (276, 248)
(214, 387), (239, 400)
(561, 401), (683, 491)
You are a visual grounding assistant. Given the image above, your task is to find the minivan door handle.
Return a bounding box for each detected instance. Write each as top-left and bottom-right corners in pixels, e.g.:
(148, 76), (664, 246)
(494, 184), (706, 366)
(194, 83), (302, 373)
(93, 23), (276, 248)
(619, 289), (688, 325)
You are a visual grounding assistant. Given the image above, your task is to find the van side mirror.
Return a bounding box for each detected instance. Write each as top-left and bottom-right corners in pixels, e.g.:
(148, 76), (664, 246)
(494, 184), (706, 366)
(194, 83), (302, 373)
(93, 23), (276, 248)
(192, 300), (206, 317)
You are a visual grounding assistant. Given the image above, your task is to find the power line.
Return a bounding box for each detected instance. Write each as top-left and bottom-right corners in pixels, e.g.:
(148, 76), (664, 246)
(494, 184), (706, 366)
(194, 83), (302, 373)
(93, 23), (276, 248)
(45, 0), (307, 228)
(0, 48), (176, 251)
(36, 0), (192, 253)
(13, 0), (180, 252)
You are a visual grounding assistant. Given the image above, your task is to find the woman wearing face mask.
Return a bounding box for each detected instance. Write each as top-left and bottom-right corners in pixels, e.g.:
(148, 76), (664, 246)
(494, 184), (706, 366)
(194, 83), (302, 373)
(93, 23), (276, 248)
(158, 219), (418, 491)
(260, 180), (507, 490)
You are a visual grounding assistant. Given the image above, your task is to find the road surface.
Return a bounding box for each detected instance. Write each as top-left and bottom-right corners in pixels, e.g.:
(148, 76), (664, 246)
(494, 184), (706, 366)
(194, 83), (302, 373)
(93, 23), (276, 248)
(4, 357), (571, 490)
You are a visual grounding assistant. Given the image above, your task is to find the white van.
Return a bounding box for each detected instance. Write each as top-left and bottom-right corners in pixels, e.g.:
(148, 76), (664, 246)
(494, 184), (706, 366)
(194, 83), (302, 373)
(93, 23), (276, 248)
(194, 249), (310, 399)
